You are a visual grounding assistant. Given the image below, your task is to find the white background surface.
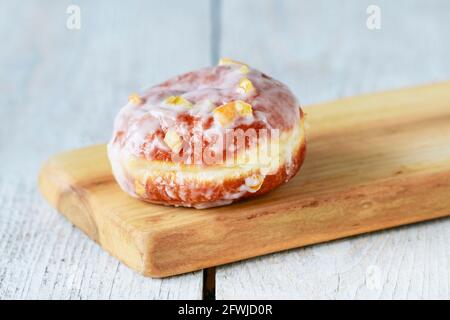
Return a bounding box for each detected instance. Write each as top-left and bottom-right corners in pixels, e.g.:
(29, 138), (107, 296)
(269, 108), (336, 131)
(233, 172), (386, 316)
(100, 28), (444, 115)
(1, 0), (449, 299)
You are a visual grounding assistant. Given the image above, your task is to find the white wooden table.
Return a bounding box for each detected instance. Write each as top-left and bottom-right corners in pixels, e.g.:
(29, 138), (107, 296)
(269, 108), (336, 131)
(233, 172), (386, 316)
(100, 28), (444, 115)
(1, 0), (449, 299)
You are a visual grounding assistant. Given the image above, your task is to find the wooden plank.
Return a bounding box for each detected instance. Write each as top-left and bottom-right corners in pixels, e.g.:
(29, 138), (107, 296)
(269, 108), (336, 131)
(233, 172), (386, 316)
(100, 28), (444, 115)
(0, 0), (209, 299)
(218, 0), (450, 105)
(39, 81), (450, 278)
(217, 0), (450, 299)
(0, 178), (202, 299)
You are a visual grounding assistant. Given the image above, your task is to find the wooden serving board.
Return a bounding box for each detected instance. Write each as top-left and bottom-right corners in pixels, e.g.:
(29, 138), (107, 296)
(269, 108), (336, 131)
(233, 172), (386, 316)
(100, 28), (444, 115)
(39, 82), (450, 278)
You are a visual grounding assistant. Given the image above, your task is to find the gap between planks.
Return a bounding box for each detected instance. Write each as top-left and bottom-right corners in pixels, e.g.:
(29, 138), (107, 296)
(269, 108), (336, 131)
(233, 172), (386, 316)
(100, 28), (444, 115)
(202, 267), (216, 300)
(210, 0), (222, 66)
(201, 0), (222, 300)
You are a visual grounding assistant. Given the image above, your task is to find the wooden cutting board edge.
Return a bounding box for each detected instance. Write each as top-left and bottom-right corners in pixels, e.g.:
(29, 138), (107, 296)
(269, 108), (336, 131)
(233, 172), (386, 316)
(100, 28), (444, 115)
(38, 81), (450, 277)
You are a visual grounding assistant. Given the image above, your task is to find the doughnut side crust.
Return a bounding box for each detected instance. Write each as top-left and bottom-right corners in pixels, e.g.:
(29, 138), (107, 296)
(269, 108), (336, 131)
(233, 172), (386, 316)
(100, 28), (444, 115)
(108, 113), (306, 208)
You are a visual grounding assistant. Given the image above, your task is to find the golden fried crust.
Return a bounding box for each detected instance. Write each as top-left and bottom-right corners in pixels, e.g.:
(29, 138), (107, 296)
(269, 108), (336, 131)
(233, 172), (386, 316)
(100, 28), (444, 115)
(135, 137), (306, 208)
(118, 114), (306, 209)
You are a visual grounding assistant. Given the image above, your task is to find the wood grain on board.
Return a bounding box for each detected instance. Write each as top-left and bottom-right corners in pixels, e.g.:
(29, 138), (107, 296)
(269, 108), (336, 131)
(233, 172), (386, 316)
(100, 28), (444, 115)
(0, 0), (210, 299)
(39, 82), (450, 278)
(2, 0), (450, 299)
(216, 0), (450, 299)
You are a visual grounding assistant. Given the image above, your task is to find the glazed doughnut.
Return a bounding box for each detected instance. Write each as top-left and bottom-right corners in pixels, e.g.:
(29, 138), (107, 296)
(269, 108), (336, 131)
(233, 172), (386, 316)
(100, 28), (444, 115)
(107, 58), (306, 208)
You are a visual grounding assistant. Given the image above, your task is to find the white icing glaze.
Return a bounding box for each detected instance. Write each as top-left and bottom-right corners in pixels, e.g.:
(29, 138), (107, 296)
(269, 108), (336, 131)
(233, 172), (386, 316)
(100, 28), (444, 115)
(109, 64), (299, 161)
(107, 63), (304, 208)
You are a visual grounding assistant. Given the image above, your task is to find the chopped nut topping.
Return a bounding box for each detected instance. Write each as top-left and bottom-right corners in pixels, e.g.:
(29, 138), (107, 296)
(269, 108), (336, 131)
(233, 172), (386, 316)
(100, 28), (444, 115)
(134, 178), (147, 196)
(213, 100), (253, 126)
(218, 58), (250, 74)
(165, 95), (192, 108)
(213, 103), (236, 127)
(234, 100), (253, 116)
(164, 128), (183, 153)
(245, 174), (264, 192)
(219, 57), (245, 66)
(239, 65), (250, 74)
(237, 78), (255, 95)
(128, 93), (144, 105)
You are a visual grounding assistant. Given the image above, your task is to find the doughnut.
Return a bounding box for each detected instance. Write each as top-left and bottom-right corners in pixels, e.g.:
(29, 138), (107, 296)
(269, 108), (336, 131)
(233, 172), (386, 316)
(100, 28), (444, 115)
(107, 58), (306, 209)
